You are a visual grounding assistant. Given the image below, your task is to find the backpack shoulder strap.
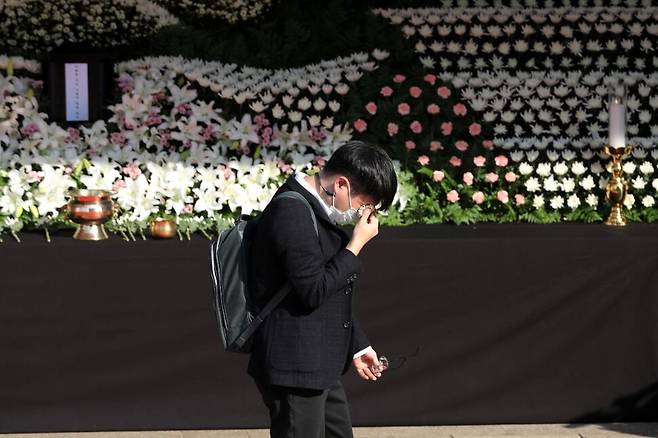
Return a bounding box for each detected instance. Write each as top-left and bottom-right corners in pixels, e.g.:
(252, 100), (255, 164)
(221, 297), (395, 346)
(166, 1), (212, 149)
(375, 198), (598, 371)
(233, 190), (321, 349)
(274, 190), (319, 237)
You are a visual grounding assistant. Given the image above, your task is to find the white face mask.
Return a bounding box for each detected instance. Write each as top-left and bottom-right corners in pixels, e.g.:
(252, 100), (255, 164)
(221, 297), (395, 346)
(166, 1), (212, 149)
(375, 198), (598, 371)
(321, 179), (361, 224)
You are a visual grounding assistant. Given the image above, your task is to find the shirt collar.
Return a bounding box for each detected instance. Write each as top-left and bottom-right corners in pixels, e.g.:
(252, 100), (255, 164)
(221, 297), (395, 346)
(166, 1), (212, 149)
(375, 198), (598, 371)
(294, 172), (333, 217)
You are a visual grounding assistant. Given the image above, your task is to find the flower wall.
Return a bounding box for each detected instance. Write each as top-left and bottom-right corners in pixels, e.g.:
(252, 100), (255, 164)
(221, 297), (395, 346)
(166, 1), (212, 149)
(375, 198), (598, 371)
(2, 0), (658, 239)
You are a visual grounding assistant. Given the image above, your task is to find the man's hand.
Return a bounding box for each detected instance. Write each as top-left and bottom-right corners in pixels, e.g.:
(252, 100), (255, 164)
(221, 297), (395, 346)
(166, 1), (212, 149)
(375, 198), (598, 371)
(346, 207), (378, 256)
(352, 348), (382, 381)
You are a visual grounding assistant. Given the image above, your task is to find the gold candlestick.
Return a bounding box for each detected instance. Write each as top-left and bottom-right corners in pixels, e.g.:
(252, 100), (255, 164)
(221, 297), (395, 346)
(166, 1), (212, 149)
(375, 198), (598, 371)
(603, 144), (632, 226)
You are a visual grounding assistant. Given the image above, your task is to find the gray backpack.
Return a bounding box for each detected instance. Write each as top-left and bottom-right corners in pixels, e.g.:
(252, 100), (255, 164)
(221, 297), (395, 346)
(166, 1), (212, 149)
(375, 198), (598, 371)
(209, 191), (318, 353)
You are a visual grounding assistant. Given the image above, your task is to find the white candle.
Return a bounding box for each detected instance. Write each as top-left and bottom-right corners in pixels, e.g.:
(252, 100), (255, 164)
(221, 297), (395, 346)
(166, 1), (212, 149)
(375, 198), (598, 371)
(609, 97), (626, 149)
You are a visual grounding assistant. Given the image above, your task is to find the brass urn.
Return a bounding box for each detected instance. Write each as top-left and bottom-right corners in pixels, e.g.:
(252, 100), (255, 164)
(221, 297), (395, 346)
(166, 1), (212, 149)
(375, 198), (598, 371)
(149, 218), (177, 239)
(67, 190), (115, 240)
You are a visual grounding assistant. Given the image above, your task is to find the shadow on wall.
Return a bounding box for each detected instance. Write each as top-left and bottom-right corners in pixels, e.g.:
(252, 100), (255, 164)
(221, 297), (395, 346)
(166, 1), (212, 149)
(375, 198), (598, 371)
(567, 381), (658, 437)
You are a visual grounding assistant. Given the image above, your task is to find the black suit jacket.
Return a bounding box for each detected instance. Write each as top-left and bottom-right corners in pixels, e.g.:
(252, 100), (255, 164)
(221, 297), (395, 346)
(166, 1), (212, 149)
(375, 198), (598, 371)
(247, 175), (370, 390)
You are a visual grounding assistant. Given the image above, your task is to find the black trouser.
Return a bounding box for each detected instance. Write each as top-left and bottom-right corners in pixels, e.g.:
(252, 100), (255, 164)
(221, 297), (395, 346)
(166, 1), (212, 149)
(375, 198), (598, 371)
(255, 379), (354, 438)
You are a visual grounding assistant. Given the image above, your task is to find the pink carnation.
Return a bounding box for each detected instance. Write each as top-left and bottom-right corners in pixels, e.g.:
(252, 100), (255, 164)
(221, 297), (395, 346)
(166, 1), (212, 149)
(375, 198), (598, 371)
(453, 103), (467, 116)
(410, 86), (422, 98)
(353, 119), (367, 133)
(482, 140), (494, 150)
(387, 122), (399, 136)
(485, 172), (499, 183)
(473, 156), (486, 167)
(417, 155), (430, 166)
(463, 172), (474, 186)
(441, 122), (453, 136)
(380, 86), (393, 97)
(430, 141), (443, 151)
(424, 74), (437, 85)
(515, 194), (526, 206)
(472, 191), (485, 205)
(433, 170), (445, 182)
(447, 190), (460, 203)
(449, 156), (462, 167)
(455, 140), (469, 152)
(393, 74), (406, 83)
(437, 86), (451, 99)
(495, 155), (509, 167)
(469, 123), (482, 136)
(410, 120), (423, 134)
(365, 102), (378, 115)
(398, 103), (411, 115)
(405, 140), (416, 150)
(497, 190), (509, 204)
(427, 104), (440, 114)
(504, 172), (517, 182)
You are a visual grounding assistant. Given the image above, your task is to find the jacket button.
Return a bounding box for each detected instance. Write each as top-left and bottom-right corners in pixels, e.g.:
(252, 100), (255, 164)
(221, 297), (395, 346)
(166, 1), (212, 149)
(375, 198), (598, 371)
(343, 321), (352, 329)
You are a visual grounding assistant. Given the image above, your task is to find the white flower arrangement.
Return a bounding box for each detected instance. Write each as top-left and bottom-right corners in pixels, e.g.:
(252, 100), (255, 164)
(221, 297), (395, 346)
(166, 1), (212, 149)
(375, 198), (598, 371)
(0, 0), (178, 55)
(0, 61), (415, 239)
(155, 0), (272, 24)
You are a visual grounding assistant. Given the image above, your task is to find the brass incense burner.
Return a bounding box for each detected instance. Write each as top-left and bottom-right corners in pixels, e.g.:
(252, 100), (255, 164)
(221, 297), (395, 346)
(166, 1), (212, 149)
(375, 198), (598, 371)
(67, 190), (115, 240)
(603, 144), (633, 227)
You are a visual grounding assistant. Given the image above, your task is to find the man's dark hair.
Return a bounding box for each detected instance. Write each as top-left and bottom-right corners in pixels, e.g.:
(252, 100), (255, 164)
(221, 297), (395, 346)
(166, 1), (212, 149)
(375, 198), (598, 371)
(322, 141), (398, 211)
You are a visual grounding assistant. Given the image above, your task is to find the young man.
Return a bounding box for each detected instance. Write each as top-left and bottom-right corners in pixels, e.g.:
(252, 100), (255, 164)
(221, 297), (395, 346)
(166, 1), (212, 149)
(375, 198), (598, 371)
(247, 141), (398, 438)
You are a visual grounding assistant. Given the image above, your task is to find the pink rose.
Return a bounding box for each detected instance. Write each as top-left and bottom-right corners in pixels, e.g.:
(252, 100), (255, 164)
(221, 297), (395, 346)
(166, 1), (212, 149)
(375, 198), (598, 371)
(430, 141), (443, 151)
(409, 86), (422, 98)
(449, 156), (462, 167)
(497, 190), (509, 204)
(405, 140), (416, 150)
(504, 172), (517, 182)
(485, 172), (499, 183)
(453, 103), (467, 116)
(495, 155), (509, 167)
(365, 102), (378, 115)
(417, 155), (430, 166)
(455, 140), (469, 151)
(447, 190), (460, 203)
(472, 191), (485, 205)
(469, 123), (482, 136)
(353, 119), (367, 133)
(398, 103), (411, 115)
(441, 121), (453, 136)
(515, 194), (525, 206)
(463, 172), (474, 186)
(432, 170), (445, 182)
(410, 120), (423, 134)
(380, 86), (393, 97)
(123, 162), (142, 179)
(437, 86), (451, 99)
(424, 74), (437, 85)
(387, 122), (399, 136)
(393, 74), (406, 83)
(427, 104), (440, 114)
(473, 155), (486, 167)
(482, 140), (494, 150)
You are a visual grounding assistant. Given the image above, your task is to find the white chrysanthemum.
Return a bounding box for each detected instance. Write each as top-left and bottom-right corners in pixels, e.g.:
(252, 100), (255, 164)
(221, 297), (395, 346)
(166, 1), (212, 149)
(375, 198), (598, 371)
(562, 177), (576, 193)
(639, 162), (654, 175)
(533, 194), (545, 209)
(642, 195), (655, 208)
(536, 162), (552, 177)
(586, 194), (598, 207)
(567, 194), (581, 209)
(623, 162), (637, 174)
(519, 162), (533, 175)
(550, 195), (564, 210)
(624, 194), (636, 209)
(524, 176), (540, 192)
(632, 176), (647, 190)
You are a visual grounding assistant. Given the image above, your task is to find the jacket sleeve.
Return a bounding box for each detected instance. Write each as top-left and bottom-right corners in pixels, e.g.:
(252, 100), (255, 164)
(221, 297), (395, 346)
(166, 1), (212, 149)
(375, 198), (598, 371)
(267, 197), (361, 311)
(351, 316), (371, 356)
